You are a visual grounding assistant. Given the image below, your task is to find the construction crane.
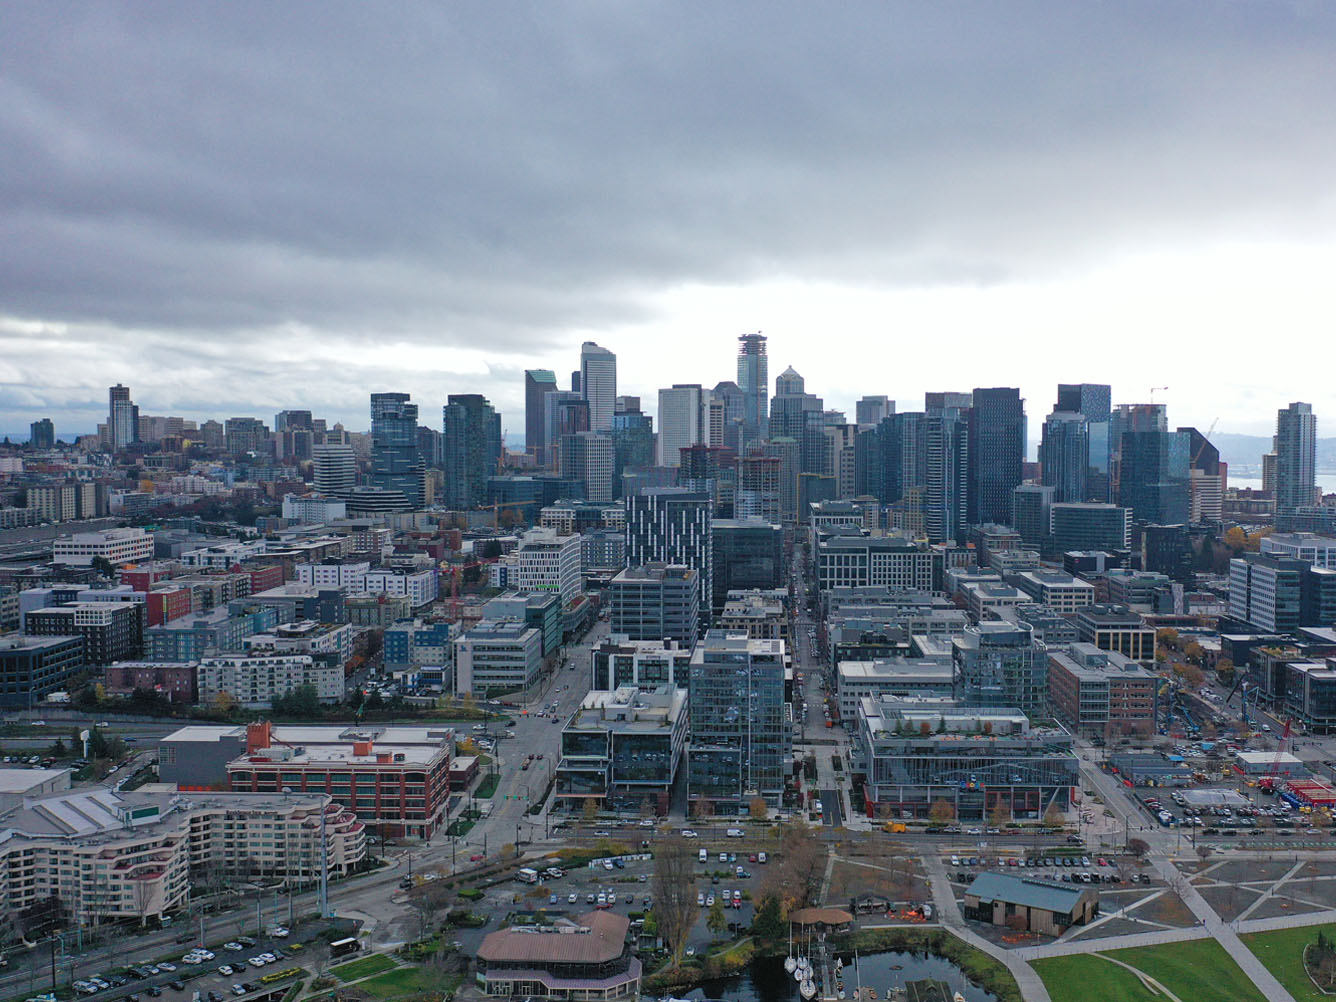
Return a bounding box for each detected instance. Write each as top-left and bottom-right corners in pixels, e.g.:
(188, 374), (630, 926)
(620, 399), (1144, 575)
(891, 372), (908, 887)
(1149, 386), (1169, 403)
(1259, 717), (1294, 794)
(1192, 417), (1219, 467)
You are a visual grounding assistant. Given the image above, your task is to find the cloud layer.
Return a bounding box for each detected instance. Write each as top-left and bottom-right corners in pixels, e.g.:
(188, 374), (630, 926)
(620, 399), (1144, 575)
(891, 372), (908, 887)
(2, 2), (1335, 438)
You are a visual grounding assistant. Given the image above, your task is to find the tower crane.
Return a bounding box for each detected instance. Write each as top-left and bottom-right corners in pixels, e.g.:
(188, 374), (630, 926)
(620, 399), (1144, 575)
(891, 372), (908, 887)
(1149, 386), (1169, 403)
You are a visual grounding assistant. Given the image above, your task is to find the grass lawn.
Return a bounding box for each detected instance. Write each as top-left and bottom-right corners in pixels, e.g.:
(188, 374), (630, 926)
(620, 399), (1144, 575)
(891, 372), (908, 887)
(330, 953), (398, 982)
(1033, 938), (1266, 1002)
(1242, 922), (1336, 1000)
(474, 773), (499, 798)
(354, 966), (458, 998)
(1032, 955), (1156, 1002)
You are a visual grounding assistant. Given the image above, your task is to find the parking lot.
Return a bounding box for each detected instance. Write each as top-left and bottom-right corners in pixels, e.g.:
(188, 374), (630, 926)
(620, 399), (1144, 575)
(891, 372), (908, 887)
(468, 839), (770, 950)
(63, 931), (307, 1002)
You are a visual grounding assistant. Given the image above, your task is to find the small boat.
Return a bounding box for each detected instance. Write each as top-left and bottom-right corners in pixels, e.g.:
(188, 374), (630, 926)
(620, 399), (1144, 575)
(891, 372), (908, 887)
(838, 990), (845, 1000)
(793, 967), (805, 983)
(785, 957), (797, 973)
(835, 957), (844, 971)
(890, 965), (903, 971)
(954, 993), (965, 1002)
(867, 990), (877, 1000)
(800, 980), (817, 1001)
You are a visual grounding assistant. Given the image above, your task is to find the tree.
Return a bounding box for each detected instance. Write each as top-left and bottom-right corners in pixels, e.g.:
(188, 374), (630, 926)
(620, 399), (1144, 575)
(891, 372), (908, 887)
(1196, 845), (1213, 864)
(751, 892), (785, 943)
(583, 798), (600, 823)
(749, 796), (768, 820)
(1042, 804), (1065, 828)
(49, 737), (67, 759)
(1128, 838), (1150, 859)
(1183, 665), (1206, 689)
(481, 539), (503, 560)
(1216, 658), (1236, 683)
(989, 800), (1012, 829)
(652, 835), (698, 967)
(212, 690), (237, 715)
(1184, 641), (1205, 665)
(91, 555), (116, 578)
(764, 821), (825, 915)
(706, 899), (727, 939)
(928, 799), (956, 825)
(1157, 627), (1180, 650)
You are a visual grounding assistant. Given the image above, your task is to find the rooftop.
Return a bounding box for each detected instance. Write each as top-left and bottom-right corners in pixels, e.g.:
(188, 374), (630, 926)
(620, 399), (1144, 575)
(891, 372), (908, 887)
(478, 911), (628, 965)
(966, 871), (1092, 912)
(0, 767), (70, 793)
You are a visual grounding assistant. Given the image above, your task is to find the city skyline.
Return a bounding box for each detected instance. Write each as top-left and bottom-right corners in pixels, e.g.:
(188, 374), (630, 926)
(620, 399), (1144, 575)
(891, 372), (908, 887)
(4, 4), (1336, 441)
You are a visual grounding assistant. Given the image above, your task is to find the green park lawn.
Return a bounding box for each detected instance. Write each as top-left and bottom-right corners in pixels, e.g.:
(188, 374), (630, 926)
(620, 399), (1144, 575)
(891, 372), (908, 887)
(330, 953), (398, 982)
(354, 966), (459, 998)
(1033, 937), (1265, 1002)
(1242, 922), (1336, 1001)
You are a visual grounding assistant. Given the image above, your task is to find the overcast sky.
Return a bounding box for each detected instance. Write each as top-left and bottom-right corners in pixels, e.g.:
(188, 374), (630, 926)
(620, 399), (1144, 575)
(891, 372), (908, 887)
(3, 2), (1335, 449)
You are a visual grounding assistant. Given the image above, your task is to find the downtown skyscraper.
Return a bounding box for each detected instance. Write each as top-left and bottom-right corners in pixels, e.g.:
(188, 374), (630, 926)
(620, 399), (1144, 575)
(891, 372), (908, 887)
(968, 387), (1025, 526)
(579, 342), (617, 433)
(736, 332), (769, 446)
(108, 384), (139, 452)
(443, 393), (502, 509)
(370, 392), (425, 509)
(524, 369), (559, 460)
(1275, 401), (1317, 511)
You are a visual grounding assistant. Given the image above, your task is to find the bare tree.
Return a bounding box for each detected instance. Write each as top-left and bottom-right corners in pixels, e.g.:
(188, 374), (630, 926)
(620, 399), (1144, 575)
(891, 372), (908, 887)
(651, 835), (697, 967)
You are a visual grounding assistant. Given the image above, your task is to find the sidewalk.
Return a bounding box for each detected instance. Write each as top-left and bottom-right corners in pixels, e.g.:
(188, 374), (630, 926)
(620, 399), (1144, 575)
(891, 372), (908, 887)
(922, 854), (1052, 1002)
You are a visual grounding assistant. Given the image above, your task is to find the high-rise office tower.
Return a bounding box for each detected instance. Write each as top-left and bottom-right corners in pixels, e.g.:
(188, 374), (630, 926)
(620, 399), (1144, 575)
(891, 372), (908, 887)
(560, 431), (615, 503)
(1179, 426), (1224, 523)
(625, 488), (713, 627)
(924, 392), (972, 543)
(736, 332), (768, 446)
(968, 387), (1025, 526)
(1040, 412), (1090, 503)
(370, 392), (425, 509)
(687, 631), (790, 811)
(29, 418), (55, 450)
(224, 417), (269, 456)
(442, 393), (502, 509)
(769, 367), (825, 475)
(735, 454), (782, 523)
(1275, 402), (1317, 511)
(856, 395), (894, 428)
(108, 384), (139, 452)
(524, 369), (559, 460)
(657, 384), (703, 467)
(611, 397), (654, 493)
(1057, 383), (1112, 501)
(1117, 424), (1189, 525)
(543, 390), (586, 468)
(579, 342), (617, 433)
(708, 381), (747, 451)
(313, 443), (357, 495)
(274, 410), (313, 432)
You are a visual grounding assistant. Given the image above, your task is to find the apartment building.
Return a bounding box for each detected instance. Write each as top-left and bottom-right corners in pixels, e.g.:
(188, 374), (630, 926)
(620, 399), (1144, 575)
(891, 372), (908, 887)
(198, 652), (344, 708)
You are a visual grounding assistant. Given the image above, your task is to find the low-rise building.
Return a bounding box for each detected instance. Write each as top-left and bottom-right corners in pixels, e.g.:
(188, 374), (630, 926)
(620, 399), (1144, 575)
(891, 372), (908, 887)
(1283, 660), (1336, 734)
(223, 721), (451, 840)
(854, 697), (1077, 820)
(476, 911), (641, 999)
(1047, 644), (1158, 738)
(52, 527), (154, 566)
(590, 636), (693, 690)
(242, 620), (356, 666)
(104, 660), (197, 703)
(1010, 569), (1095, 613)
(0, 767), (71, 812)
(454, 620), (542, 697)
(482, 591), (562, 657)
(0, 788), (363, 926)
(0, 634), (85, 708)
(25, 601), (144, 666)
(198, 651), (344, 708)
(963, 872), (1098, 936)
(555, 684), (688, 815)
(1072, 604), (1156, 663)
(610, 564), (699, 645)
(145, 605), (277, 661)
(836, 658), (954, 721)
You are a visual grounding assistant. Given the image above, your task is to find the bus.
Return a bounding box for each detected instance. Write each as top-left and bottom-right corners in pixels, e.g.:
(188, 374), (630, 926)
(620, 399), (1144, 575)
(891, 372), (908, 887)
(329, 937), (360, 958)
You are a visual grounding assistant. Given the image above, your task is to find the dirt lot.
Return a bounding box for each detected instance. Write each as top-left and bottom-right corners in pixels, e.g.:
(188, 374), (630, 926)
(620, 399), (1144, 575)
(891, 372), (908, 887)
(826, 855), (928, 908)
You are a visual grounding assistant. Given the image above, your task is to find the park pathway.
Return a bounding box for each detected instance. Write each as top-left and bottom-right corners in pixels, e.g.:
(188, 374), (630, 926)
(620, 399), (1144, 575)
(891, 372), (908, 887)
(1152, 854), (1296, 1002)
(922, 855), (1052, 1002)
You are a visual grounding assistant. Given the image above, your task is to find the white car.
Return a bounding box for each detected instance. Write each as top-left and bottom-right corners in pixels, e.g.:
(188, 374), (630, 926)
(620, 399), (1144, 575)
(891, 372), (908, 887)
(568, 892), (578, 903)
(681, 829), (698, 838)
(248, 958), (266, 968)
(218, 966), (234, 977)
(157, 964), (177, 973)
(697, 891), (705, 906)
(223, 943), (244, 952)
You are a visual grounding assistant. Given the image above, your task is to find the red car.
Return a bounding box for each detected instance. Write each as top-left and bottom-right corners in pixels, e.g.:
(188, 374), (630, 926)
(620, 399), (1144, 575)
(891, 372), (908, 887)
(469, 854), (484, 862)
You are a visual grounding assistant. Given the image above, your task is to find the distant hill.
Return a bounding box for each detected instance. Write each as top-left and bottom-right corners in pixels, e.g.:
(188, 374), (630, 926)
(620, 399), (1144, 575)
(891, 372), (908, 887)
(1211, 432), (1336, 473)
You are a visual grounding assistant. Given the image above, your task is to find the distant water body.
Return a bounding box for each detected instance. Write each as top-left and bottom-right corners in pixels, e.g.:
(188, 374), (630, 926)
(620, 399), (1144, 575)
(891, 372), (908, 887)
(1229, 474), (1336, 494)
